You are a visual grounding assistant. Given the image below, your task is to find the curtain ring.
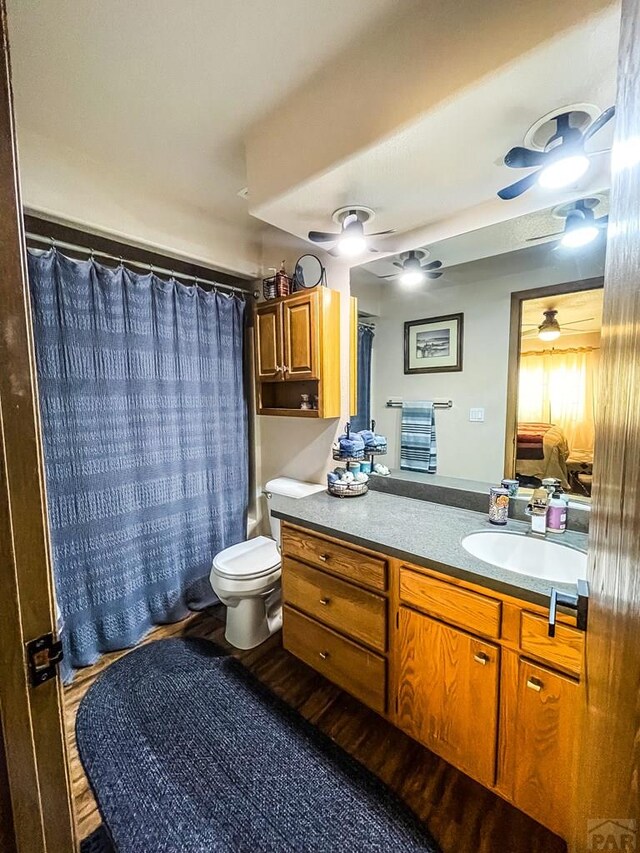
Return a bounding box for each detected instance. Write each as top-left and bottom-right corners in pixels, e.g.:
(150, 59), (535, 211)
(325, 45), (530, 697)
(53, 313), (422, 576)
(89, 248), (96, 263)
(50, 237), (56, 251)
(119, 256), (124, 267)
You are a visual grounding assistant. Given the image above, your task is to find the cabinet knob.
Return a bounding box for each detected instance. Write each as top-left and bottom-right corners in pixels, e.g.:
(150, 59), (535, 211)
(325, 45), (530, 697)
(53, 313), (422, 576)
(319, 651), (330, 660)
(319, 597), (330, 606)
(473, 652), (489, 666)
(526, 676), (543, 692)
(318, 553), (330, 562)
(282, 365), (289, 373)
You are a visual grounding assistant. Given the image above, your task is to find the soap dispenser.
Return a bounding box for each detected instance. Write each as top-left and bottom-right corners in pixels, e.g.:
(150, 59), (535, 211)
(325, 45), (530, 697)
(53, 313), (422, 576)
(546, 488), (567, 534)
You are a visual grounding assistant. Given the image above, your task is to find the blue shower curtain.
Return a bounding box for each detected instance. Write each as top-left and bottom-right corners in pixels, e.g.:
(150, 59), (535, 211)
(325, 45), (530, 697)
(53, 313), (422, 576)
(351, 324), (375, 432)
(28, 249), (248, 676)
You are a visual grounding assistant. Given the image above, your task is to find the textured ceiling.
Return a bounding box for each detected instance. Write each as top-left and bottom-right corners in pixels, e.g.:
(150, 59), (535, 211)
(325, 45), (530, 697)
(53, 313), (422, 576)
(6, 0), (398, 230)
(521, 286), (604, 335)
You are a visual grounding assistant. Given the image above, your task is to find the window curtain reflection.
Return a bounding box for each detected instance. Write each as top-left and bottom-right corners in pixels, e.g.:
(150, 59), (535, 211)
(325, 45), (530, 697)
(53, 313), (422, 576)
(518, 347), (600, 452)
(351, 324), (375, 432)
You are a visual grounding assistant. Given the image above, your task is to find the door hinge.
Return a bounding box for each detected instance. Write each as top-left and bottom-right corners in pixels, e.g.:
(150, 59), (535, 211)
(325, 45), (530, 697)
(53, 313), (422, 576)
(26, 633), (64, 687)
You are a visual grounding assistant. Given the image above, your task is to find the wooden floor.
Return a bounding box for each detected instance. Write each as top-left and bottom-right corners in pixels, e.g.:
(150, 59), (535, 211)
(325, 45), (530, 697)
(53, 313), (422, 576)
(64, 608), (566, 853)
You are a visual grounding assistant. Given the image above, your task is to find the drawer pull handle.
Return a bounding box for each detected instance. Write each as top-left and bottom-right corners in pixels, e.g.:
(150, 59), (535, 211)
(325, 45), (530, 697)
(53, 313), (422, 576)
(319, 597), (331, 606)
(318, 554), (330, 562)
(473, 652), (489, 665)
(319, 651), (330, 660)
(527, 677), (543, 692)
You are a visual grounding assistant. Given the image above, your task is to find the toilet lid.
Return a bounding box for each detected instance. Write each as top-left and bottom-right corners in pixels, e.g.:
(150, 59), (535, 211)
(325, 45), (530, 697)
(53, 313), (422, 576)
(212, 536), (281, 579)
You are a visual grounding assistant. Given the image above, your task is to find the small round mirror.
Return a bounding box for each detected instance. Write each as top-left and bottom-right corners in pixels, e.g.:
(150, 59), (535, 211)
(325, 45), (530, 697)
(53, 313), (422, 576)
(294, 254), (324, 289)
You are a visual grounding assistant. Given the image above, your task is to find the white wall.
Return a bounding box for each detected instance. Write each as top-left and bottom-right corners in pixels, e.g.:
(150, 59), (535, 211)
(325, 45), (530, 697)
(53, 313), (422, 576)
(361, 254), (604, 483)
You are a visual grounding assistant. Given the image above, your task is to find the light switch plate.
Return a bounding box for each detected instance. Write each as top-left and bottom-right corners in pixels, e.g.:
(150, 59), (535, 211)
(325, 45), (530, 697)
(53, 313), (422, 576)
(469, 407), (485, 422)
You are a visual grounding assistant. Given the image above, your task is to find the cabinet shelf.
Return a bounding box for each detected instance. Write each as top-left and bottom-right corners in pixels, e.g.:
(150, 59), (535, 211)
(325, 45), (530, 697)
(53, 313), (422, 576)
(254, 287), (341, 418)
(258, 407), (321, 418)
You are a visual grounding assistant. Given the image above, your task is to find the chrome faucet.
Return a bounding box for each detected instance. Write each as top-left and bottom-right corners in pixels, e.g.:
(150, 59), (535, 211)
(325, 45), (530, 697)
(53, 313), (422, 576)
(526, 488), (549, 535)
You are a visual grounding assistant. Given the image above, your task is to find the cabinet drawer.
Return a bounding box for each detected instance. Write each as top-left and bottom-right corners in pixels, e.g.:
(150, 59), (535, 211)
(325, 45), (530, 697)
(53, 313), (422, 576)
(520, 612), (583, 677)
(399, 568), (502, 639)
(283, 606), (386, 714)
(282, 526), (387, 592)
(282, 558), (386, 652)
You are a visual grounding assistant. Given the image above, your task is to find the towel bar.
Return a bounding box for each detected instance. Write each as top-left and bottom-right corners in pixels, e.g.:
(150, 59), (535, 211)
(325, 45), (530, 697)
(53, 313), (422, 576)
(386, 399), (452, 409)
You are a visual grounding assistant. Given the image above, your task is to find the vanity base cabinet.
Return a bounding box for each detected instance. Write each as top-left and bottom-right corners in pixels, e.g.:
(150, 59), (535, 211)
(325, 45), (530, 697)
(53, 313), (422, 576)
(504, 659), (579, 839)
(396, 606), (500, 789)
(280, 523), (583, 842)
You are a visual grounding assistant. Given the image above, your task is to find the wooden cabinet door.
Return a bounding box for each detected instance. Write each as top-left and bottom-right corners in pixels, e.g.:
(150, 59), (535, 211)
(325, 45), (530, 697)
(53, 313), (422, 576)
(396, 607), (500, 787)
(282, 292), (318, 379)
(510, 659), (579, 838)
(255, 303), (283, 380)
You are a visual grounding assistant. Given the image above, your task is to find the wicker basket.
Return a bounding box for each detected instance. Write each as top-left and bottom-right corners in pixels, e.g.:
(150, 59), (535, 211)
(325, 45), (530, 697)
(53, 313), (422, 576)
(332, 447), (365, 462)
(262, 275), (277, 300)
(364, 444), (387, 456)
(327, 481), (369, 498)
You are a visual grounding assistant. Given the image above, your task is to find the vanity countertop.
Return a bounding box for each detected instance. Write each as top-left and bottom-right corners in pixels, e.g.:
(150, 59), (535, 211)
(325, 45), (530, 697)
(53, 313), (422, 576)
(272, 490), (588, 606)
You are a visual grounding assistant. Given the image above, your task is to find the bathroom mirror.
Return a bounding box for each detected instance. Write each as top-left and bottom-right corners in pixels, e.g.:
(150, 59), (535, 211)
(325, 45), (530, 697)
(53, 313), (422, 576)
(294, 254), (325, 289)
(350, 194), (609, 505)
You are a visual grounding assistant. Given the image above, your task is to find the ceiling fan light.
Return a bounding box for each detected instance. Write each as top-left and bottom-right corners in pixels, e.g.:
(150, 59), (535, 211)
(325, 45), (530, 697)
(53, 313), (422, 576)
(337, 234), (367, 256)
(538, 328), (561, 341)
(537, 153), (590, 189)
(560, 224), (599, 248)
(399, 269), (425, 287)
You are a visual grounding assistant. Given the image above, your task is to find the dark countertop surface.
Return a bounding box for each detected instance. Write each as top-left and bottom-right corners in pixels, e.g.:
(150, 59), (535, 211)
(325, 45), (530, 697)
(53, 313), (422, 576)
(272, 490), (589, 606)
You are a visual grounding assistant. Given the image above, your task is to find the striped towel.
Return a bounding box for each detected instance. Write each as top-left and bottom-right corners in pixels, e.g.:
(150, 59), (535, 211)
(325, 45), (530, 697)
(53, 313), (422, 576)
(401, 401), (437, 473)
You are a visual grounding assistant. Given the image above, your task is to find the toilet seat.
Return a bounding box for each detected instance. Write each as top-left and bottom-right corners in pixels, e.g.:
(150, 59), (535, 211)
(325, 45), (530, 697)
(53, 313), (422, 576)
(212, 536), (281, 581)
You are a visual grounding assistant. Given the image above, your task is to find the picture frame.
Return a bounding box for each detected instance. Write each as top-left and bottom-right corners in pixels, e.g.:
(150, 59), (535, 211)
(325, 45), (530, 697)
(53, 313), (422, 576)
(404, 312), (464, 374)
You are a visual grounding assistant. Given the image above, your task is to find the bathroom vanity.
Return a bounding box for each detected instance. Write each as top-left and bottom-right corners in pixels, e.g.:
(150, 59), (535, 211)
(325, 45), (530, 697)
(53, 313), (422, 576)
(275, 491), (586, 841)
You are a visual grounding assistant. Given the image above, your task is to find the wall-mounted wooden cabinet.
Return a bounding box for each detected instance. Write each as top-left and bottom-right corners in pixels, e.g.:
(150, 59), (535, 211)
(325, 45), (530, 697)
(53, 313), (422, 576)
(254, 287), (341, 418)
(280, 521), (584, 842)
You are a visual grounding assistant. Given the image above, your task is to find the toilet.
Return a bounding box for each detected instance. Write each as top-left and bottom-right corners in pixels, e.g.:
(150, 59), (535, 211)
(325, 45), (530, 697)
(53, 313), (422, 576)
(210, 477), (325, 649)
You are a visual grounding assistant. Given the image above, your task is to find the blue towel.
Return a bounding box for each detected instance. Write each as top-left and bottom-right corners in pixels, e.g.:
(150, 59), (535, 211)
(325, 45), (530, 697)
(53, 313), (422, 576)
(401, 401), (437, 473)
(338, 433), (365, 456)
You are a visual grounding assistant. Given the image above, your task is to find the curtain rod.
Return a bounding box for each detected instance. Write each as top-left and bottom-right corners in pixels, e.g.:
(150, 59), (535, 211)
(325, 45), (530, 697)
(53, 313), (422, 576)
(25, 232), (255, 298)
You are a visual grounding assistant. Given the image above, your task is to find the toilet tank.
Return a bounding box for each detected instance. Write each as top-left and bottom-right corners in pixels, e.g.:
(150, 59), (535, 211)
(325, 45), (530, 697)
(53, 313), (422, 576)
(264, 477), (325, 543)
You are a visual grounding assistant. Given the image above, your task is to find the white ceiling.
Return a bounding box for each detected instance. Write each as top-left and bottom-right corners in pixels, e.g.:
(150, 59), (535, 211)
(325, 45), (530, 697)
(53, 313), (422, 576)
(521, 287), (604, 335)
(359, 193), (610, 279)
(7, 0), (397, 231)
(6, 0), (621, 273)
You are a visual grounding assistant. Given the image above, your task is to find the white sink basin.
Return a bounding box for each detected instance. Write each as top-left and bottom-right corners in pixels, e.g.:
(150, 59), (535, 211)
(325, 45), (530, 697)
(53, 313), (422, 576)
(461, 531), (586, 584)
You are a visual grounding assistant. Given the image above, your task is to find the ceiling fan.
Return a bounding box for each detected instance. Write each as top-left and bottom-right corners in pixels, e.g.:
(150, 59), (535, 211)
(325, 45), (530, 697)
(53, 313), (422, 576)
(522, 308), (595, 341)
(526, 199), (608, 248)
(382, 251), (443, 286)
(308, 207), (394, 257)
(497, 106), (615, 200)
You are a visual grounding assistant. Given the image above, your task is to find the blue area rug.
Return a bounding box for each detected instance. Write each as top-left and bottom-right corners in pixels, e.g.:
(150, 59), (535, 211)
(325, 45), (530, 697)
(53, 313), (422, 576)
(76, 638), (440, 852)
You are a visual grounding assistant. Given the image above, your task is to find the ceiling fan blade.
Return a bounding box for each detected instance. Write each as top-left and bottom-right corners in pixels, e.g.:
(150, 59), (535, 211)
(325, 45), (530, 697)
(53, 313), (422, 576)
(584, 106), (616, 141)
(368, 229), (395, 237)
(308, 230), (339, 243)
(497, 170), (541, 200)
(393, 261), (404, 269)
(427, 271), (444, 279)
(504, 146), (548, 168)
(563, 317), (595, 325)
(596, 215), (609, 228)
(526, 231), (564, 242)
(424, 260), (443, 270)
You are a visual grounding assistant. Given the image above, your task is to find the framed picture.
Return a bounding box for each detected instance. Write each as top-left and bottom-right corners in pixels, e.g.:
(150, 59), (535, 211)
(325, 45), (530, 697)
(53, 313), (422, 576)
(404, 313), (464, 374)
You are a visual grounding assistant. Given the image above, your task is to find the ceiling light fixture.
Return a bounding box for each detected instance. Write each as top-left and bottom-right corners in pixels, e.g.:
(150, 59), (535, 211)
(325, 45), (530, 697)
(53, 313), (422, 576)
(538, 310), (561, 341)
(559, 207), (601, 248)
(537, 153), (590, 189)
(337, 218), (367, 257)
(399, 252), (426, 286)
